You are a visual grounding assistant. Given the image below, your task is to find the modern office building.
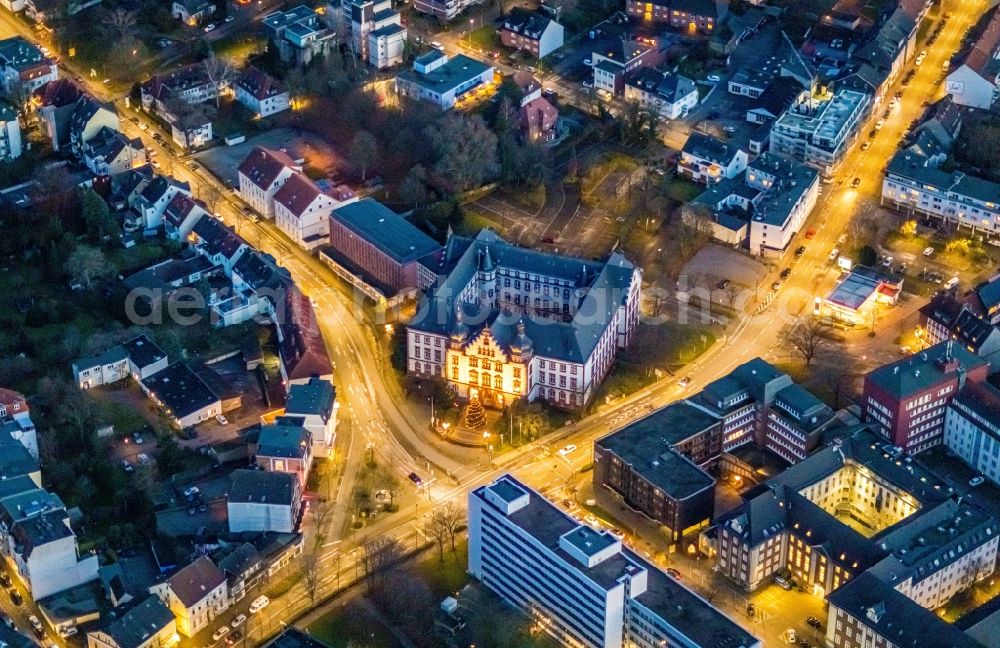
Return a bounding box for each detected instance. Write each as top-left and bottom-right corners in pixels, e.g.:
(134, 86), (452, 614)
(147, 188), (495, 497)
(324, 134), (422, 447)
(943, 381), (1000, 486)
(468, 474), (761, 648)
(770, 88), (869, 176)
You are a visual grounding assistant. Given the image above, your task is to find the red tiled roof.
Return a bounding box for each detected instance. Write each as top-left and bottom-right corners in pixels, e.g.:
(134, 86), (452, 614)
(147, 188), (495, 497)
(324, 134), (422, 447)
(962, 11), (1000, 76)
(32, 78), (82, 108)
(273, 172), (323, 218)
(236, 66), (286, 101)
(237, 147), (298, 191)
(167, 557), (226, 608)
(0, 388), (28, 415)
(279, 284), (332, 382)
(519, 96), (558, 137)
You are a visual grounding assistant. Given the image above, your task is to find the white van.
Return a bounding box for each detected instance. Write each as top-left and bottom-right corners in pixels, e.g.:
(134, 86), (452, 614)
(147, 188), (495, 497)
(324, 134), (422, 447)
(944, 276), (960, 290)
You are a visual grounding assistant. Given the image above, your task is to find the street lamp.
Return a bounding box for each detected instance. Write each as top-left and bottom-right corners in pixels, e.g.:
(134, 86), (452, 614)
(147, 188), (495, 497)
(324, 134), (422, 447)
(468, 18), (474, 48)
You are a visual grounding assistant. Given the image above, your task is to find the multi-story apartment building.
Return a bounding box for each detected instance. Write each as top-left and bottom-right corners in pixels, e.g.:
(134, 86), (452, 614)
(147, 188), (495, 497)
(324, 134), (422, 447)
(593, 403), (717, 542)
(881, 150), (1000, 236)
(624, 0), (725, 33)
(368, 23), (407, 69)
(944, 381), (1000, 486)
(149, 556), (229, 637)
(862, 341), (989, 454)
(227, 469), (301, 534)
(468, 474), (761, 648)
(770, 88), (869, 176)
(0, 36), (57, 100)
(679, 132), (748, 185)
(237, 147), (299, 219)
(714, 427), (999, 609)
(350, 0), (402, 63)
(918, 293), (1000, 366)
(140, 64), (224, 115)
(590, 39), (663, 96)
(499, 9), (564, 59)
(262, 5), (335, 66)
(281, 377), (338, 457)
(0, 101), (21, 161)
(411, 0), (474, 22)
(686, 153), (819, 256)
(623, 69), (697, 120)
(406, 229), (641, 411)
(323, 197), (441, 302)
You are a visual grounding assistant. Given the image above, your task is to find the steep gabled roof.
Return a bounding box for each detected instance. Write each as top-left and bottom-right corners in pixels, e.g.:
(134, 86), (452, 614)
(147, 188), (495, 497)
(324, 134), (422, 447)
(166, 556), (226, 607)
(237, 147), (298, 190)
(273, 172), (324, 218)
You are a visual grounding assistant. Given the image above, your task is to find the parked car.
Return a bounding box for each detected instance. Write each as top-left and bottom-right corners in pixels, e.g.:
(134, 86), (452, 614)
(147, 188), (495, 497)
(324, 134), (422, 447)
(851, 177), (861, 188)
(249, 596), (270, 614)
(183, 486), (200, 499)
(225, 631), (243, 646)
(212, 626), (230, 641)
(231, 614), (247, 628)
(861, 141), (870, 150)
(716, 279), (730, 289)
(881, 255), (894, 268)
(923, 246), (935, 257)
(59, 627), (78, 638)
(216, 414), (228, 425)
(780, 268), (791, 280)
(8, 589), (22, 606)
(666, 568), (683, 580)
(795, 245), (806, 257)
(582, 80), (593, 88)
(0, 573), (11, 588)
(828, 248), (840, 261)
(806, 616), (823, 629)
(774, 575), (793, 590)
(29, 616), (43, 638)
(805, 229), (816, 239)
(121, 459), (133, 472)
(224, 14), (235, 22)
(771, 281), (782, 291)
(203, 23), (216, 32)
(875, 119), (885, 130)
(137, 453), (152, 466)
(677, 376), (691, 388)
(706, 74), (721, 82)
(970, 476), (985, 487)
(133, 432), (144, 444)
(557, 444), (577, 456)
(583, 58), (593, 66)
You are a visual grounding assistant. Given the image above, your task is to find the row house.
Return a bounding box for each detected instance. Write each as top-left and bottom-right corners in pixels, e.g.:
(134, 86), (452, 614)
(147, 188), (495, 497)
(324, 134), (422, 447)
(255, 424), (313, 487)
(918, 293), (1000, 366)
(68, 96), (119, 159)
(227, 470), (301, 534)
(7, 506), (99, 600)
(943, 381), (1000, 486)
(32, 78), (83, 152)
(499, 9), (564, 59)
(163, 192), (209, 240)
(625, 0), (725, 34)
(149, 557), (228, 637)
(82, 127), (146, 177)
(273, 172), (356, 250)
(281, 377), (338, 456)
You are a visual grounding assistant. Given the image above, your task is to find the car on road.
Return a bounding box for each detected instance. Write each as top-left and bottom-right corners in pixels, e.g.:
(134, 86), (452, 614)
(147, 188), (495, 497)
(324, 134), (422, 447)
(829, 248), (840, 261)
(8, 589), (22, 606)
(581, 80), (593, 88)
(183, 486), (200, 499)
(861, 141), (870, 150)
(203, 23), (216, 32)
(557, 444), (577, 456)
(408, 472), (423, 486)
(923, 246), (935, 257)
(805, 229), (816, 239)
(216, 414), (228, 425)
(677, 376), (692, 388)
(795, 245), (806, 257)
(780, 268), (791, 279)
(28, 616), (44, 636)
(851, 177), (861, 188)
(121, 459), (133, 472)
(716, 279), (730, 289)
(224, 15), (235, 22)
(970, 476), (985, 487)
(583, 58), (592, 66)
(249, 595), (270, 614)
(0, 574), (11, 588)
(666, 568), (682, 580)
(746, 603), (755, 617)
(231, 614), (247, 628)
(430, 41), (444, 51)
(771, 281), (782, 291)
(225, 631), (243, 645)
(706, 74), (721, 82)
(806, 616), (823, 629)
(774, 575), (793, 590)
(212, 627), (231, 641)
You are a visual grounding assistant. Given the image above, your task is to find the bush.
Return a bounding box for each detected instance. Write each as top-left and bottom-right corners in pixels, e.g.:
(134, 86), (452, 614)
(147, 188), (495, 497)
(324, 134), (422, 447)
(859, 245), (877, 266)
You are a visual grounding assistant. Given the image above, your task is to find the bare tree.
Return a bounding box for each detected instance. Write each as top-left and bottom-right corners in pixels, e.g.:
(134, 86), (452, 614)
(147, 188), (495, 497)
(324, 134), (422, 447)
(785, 318), (832, 366)
(301, 551), (322, 604)
(360, 536), (402, 594)
(373, 470), (402, 511)
(105, 8), (138, 42)
(203, 52), (237, 107)
(725, 282), (742, 309)
(350, 130), (378, 182)
(426, 513), (448, 561)
(430, 503), (464, 552)
(310, 498), (335, 547)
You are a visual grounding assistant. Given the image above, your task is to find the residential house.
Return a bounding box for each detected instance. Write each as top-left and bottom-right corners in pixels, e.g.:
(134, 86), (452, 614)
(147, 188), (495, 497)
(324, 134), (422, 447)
(215, 544), (260, 603)
(882, 150), (1000, 237)
(406, 229), (641, 410)
(32, 78), (84, 152)
(918, 294), (1000, 366)
(223, 249), (291, 326)
(68, 96), (119, 159)
(591, 38), (663, 96)
(469, 475), (761, 648)
(171, 0), (214, 25)
(234, 67), (289, 118)
(625, 0), (725, 33)
(169, 111), (212, 150)
(623, 69), (698, 120)
(141, 64), (225, 115)
(73, 346), (129, 389)
(262, 6), (335, 66)
(411, 0), (474, 22)
(862, 340), (989, 453)
(499, 9), (564, 59)
(189, 216), (249, 275)
(149, 556), (228, 637)
(519, 96), (558, 143)
(86, 596), (176, 648)
(141, 362), (221, 429)
(276, 284), (333, 385)
(8, 509), (99, 600)
(82, 127), (146, 176)
(0, 101), (20, 161)
(770, 88), (869, 176)
(255, 424), (313, 486)
(323, 197), (441, 301)
(237, 147), (300, 219)
(164, 192), (209, 240)
(395, 52), (495, 110)
(679, 132), (748, 184)
(350, 0), (403, 64)
(0, 37), (58, 100)
(745, 77), (801, 125)
(109, 165), (154, 213)
(132, 176), (192, 231)
(946, 10), (1000, 109)
(850, 4), (919, 100)
(0, 388), (36, 460)
(273, 172), (345, 250)
(122, 254), (219, 300)
(227, 470), (301, 534)
(282, 377), (338, 456)
(971, 273), (1000, 324)
(122, 336), (168, 382)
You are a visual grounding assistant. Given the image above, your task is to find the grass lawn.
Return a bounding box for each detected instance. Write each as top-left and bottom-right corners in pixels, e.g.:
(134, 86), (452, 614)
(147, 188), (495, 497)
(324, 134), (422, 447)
(457, 208), (503, 236)
(415, 539), (470, 597)
(467, 26), (501, 52)
(663, 176), (703, 203)
(308, 606), (401, 648)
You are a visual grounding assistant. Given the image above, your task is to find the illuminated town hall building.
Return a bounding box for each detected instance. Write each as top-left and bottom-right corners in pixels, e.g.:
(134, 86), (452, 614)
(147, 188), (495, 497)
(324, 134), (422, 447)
(406, 230), (641, 410)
